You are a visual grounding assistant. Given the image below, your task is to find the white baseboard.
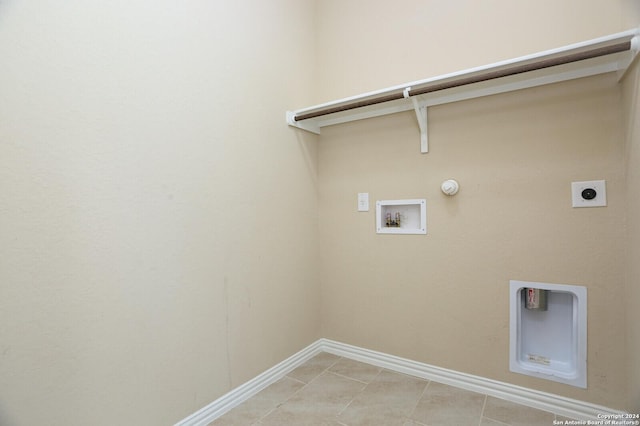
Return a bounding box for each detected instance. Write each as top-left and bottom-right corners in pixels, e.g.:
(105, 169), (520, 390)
(175, 338), (625, 425)
(174, 340), (325, 426)
(318, 339), (625, 421)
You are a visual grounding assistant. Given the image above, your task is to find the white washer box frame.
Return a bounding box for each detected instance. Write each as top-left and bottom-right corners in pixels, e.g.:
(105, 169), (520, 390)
(376, 199), (427, 235)
(509, 280), (587, 388)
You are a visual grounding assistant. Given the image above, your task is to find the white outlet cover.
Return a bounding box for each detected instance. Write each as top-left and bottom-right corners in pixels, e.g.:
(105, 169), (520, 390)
(571, 180), (606, 208)
(357, 193), (369, 212)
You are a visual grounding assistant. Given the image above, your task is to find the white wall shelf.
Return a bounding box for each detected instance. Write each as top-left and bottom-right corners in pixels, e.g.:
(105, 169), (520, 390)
(376, 199), (426, 235)
(286, 29), (639, 153)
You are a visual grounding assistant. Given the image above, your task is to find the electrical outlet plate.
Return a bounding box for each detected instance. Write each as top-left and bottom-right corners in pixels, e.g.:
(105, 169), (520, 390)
(571, 180), (606, 208)
(357, 193), (369, 212)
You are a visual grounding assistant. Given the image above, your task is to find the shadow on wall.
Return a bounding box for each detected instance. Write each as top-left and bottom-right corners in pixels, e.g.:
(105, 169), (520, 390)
(295, 130), (319, 188)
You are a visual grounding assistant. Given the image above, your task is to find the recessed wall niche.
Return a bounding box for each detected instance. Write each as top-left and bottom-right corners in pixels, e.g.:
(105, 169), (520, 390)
(376, 199), (427, 235)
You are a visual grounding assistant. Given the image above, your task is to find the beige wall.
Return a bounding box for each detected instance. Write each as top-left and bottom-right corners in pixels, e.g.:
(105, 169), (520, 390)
(314, 0), (629, 103)
(317, 0), (633, 410)
(622, 0), (640, 412)
(623, 60), (640, 414)
(622, 4), (640, 413)
(0, 1), (319, 425)
(1, 1), (638, 424)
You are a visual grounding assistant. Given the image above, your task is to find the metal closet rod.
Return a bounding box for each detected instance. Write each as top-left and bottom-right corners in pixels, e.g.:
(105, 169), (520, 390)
(293, 41), (632, 122)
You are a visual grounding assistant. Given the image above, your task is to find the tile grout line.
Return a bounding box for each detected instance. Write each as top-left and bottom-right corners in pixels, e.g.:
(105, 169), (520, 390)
(256, 355), (344, 423)
(483, 417), (511, 426)
(326, 369), (373, 385)
(335, 367), (385, 419)
(323, 366), (372, 425)
(326, 355), (382, 423)
(478, 394), (488, 426)
(406, 377), (432, 424)
(257, 375), (311, 422)
(284, 375), (308, 386)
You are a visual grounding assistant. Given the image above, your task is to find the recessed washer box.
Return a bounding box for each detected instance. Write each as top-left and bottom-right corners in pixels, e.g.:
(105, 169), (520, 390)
(376, 199), (426, 234)
(509, 280), (587, 388)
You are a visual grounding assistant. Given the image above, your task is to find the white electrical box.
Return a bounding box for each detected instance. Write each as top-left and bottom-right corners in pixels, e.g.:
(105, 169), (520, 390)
(571, 180), (606, 208)
(376, 199), (426, 234)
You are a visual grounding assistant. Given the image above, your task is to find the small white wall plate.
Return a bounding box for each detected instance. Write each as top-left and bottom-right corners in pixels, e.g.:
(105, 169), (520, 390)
(571, 180), (606, 208)
(358, 193), (369, 212)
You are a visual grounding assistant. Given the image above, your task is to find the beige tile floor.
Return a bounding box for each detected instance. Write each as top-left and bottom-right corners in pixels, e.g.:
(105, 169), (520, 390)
(210, 352), (574, 426)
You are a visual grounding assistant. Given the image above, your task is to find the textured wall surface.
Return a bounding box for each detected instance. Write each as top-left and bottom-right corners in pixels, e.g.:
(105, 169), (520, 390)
(313, 0), (629, 103)
(1, 1), (638, 424)
(623, 57), (640, 413)
(622, 0), (640, 412)
(316, 0), (633, 410)
(0, 2), (320, 425)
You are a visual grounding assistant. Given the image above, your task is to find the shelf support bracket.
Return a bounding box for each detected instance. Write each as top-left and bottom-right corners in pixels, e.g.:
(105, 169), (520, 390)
(617, 35), (640, 81)
(404, 87), (428, 153)
(286, 111), (321, 134)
